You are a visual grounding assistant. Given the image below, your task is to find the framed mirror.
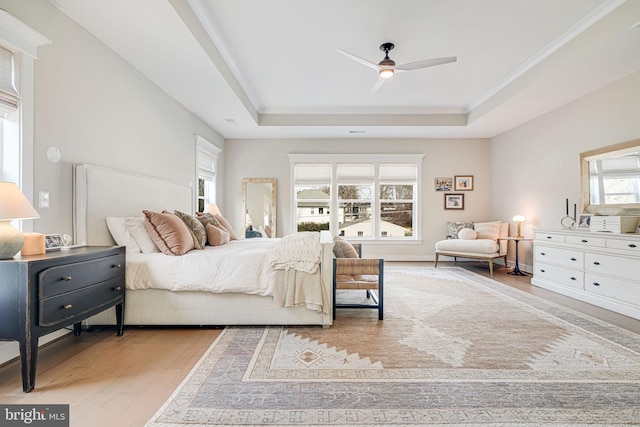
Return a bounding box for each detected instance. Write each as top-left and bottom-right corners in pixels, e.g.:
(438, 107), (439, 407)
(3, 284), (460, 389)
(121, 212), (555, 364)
(581, 138), (640, 216)
(242, 178), (276, 238)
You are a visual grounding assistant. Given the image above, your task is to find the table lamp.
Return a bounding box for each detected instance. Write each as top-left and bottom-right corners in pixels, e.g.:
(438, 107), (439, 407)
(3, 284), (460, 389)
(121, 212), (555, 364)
(205, 203), (221, 215)
(0, 182), (40, 259)
(512, 215), (526, 238)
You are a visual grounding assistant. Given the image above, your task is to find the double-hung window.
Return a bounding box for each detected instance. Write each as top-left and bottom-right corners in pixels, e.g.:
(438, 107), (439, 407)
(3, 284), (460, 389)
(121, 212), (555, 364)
(195, 136), (221, 212)
(290, 154), (423, 240)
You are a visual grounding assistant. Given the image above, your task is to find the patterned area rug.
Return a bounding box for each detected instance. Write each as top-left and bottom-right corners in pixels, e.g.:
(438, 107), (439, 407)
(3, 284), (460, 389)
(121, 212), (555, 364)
(146, 267), (640, 426)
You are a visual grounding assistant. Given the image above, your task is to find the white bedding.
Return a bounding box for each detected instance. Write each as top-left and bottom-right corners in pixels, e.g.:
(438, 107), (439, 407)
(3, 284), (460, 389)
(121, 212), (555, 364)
(125, 238), (280, 296)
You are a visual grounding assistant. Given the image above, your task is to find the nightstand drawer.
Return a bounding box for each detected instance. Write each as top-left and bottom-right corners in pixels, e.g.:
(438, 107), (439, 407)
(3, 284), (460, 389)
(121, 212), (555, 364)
(39, 277), (125, 327)
(39, 254), (125, 298)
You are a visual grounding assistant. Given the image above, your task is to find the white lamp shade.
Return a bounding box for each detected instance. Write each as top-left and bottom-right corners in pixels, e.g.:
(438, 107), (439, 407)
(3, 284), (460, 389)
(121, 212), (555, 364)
(512, 215), (526, 223)
(0, 182), (40, 220)
(205, 203), (221, 215)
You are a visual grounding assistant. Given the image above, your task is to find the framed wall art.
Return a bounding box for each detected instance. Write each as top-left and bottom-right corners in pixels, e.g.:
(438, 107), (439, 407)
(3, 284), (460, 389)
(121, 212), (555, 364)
(434, 177), (453, 191)
(444, 193), (464, 210)
(454, 175), (474, 191)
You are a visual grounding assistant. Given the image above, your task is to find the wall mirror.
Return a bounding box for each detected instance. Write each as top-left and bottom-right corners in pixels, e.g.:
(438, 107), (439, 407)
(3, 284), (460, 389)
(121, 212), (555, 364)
(242, 178), (276, 238)
(581, 138), (640, 216)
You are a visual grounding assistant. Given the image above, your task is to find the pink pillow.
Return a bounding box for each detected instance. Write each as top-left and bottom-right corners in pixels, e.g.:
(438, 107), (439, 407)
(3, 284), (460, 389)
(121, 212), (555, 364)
(214, 214), (238, 240)
(143, 210), (195, 256)
(206, 223), (230, 246)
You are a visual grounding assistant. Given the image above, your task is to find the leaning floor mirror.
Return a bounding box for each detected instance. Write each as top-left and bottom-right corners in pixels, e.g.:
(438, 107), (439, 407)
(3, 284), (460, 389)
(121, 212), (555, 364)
(242, 178), (276, 238)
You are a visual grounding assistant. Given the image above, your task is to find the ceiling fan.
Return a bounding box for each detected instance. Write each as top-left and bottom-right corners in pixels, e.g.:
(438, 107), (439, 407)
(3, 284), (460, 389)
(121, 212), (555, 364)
(337, 42), (457, 94)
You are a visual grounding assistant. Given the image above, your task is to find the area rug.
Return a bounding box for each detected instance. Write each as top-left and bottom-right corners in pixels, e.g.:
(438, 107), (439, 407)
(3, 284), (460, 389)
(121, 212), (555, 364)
(146, 267), (640, 426)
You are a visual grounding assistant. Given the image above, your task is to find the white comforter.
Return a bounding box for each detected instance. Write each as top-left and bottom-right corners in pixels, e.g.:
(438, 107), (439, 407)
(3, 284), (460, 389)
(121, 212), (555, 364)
(125, 238), (280, 296)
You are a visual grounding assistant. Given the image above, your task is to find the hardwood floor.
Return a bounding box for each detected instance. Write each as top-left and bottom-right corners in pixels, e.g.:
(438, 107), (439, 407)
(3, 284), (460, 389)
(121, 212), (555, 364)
(1, 262), (639, 427)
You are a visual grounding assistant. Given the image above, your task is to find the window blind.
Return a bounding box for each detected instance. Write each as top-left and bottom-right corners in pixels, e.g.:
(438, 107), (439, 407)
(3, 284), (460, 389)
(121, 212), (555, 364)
(0, 46), (18, 116)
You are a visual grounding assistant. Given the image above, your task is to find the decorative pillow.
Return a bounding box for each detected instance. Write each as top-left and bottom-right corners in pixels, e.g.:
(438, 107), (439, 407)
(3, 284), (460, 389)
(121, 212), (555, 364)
(126, 217), (160, 253)
(458, 228), (478, 240)
(474, 221), (502, 241)
(143, 210), (195, 256)
(333, 235), (359, 258)
(205, 223), (230, 246)
(213, 214), (238, 240)
(175, 210), (207, 250)
(105, 217), (141, 253)
(447, 221), (474, 239)
(195, 212), (219, 239)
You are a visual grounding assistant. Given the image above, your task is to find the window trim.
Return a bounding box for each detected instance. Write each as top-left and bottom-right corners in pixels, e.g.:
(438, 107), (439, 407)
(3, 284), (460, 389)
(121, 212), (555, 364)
(289, 153), (424, 241)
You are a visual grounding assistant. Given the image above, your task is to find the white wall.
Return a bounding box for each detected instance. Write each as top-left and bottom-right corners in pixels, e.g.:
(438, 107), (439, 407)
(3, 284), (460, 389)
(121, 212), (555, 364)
(0, 0), (224, 237)
(225, 138), (493, 260)
(491, 70), (640, 272)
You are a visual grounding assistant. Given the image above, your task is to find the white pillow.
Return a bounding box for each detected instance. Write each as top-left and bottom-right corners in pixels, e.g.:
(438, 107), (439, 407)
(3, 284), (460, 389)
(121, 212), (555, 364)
(126, 217), (160, 253)
(474, 221), (501, 241)
(458, 228), (477, 240)
(105, 217), (141, 253)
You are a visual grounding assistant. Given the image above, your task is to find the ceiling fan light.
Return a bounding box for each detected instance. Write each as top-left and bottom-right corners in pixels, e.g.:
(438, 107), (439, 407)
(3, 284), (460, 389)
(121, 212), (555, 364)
(379, 68), (394, 79)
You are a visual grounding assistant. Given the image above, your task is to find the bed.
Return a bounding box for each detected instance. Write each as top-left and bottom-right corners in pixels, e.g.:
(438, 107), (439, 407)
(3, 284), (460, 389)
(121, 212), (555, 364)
(73, 163), (333, 327)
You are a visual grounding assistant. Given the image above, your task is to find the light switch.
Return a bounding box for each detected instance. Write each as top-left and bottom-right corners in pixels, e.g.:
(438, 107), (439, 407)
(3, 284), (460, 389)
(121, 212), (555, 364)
(39, 191), (50, 208)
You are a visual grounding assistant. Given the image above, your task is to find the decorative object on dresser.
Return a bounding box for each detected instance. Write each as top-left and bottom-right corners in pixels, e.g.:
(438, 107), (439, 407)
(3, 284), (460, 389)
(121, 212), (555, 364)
(531, 228), (640, 320)
(0, 182), (40, 259)
(560, 198), (576, 229)
(434, 221), (508, 276)
(589, 215), (639, 233)
(0, 246), (126, 392)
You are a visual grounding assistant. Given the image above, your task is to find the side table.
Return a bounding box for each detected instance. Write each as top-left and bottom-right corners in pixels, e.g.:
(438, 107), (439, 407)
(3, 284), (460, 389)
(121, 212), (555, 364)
(501, 237), (533, 276)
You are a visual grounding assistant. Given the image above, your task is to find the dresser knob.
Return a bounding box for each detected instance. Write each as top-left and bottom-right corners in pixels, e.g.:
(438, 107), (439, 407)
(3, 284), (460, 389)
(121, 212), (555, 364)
(114, 264), (122, 268)
(629, 244), (637, 248)
(541, 252), (546, 256)
(114, 286), (122, 291)
(546, 236), (552, 239)
(540, 269), (546, 273)
(64, 276), (72, 281)
(581, 239), (588, 243)
(593, 282), (600, 286)
(63, 304), (73, 310)
(570, 277), (576, 281)
(570, 257), (576, 261)
(593, 261), (600, 265)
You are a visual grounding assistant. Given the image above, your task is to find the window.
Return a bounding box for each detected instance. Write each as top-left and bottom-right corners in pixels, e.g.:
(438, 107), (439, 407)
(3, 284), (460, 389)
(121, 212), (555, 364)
(195, 136), (221, 213)
(290, 154), (423, 240)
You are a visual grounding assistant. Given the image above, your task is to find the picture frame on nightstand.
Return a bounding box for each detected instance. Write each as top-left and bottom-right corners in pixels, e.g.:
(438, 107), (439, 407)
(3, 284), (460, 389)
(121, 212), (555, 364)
(45, 234), (64, 250)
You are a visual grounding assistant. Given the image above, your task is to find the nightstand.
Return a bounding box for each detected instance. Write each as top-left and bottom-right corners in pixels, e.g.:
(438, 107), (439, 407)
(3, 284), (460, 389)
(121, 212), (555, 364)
(0, 246), (125, 392)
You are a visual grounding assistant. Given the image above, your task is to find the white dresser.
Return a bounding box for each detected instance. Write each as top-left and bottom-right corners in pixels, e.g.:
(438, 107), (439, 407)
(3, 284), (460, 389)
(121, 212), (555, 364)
(531, 228), (640, 319)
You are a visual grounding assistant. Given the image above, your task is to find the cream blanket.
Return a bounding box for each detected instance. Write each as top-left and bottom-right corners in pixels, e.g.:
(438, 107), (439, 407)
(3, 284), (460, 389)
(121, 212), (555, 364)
(267, 232), (321, 274)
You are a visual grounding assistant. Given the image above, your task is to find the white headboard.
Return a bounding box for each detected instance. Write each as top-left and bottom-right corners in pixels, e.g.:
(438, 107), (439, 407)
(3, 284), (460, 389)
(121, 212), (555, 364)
(73, 164), (193, 246)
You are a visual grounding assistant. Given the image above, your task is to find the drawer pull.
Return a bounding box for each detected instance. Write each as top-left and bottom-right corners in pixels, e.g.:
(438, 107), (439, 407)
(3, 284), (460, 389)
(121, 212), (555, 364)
(593, 282), (600, 286)
(581, 239), (588, 243)
(64, 276), (72, 281)
(546, 236), (552, 239)
(570, 277), (576, 281)
(114, 286), (122, 291)
(63, 304), (73, 310)
(540, 252), (546, 256)
(570, 257), (576, 261)
(540, 269), (546, 273)
(593, 261), (600, 265)
(114, 263), (123, 268)
(629, 244), (637, 248)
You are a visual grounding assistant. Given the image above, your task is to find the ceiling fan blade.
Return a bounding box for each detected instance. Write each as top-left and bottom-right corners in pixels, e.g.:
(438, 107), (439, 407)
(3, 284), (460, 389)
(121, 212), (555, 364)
(395, 56), (457, 72)
(337, 49), (380, 72)
(370, 77), (385, 94)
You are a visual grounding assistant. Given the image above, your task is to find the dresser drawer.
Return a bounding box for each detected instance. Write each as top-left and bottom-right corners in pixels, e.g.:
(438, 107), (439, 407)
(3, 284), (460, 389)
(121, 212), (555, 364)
(535, 245), (583, 269)
(585, 273), (640, 306)
(535, 232), (565, 243)
(606, 238), (640, 253)
(39, 277), (125, 327)
(39, 254), (125, 298)
(534, 263), (584, 289)
(565, 234), (606, 248)
(584, 252), (640, 282)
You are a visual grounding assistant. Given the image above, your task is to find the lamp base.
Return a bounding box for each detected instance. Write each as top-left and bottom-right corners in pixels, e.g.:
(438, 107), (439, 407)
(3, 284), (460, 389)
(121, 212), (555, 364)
(0, 220), (25, 259)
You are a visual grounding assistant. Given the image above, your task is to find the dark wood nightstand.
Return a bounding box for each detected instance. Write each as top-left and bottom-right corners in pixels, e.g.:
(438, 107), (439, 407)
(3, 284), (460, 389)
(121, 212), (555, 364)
(0, 246), (125, 392)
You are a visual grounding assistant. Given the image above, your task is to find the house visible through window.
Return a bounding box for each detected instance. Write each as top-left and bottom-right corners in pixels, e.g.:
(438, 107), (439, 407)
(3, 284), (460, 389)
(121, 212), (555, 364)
(290, 154), (423, 240)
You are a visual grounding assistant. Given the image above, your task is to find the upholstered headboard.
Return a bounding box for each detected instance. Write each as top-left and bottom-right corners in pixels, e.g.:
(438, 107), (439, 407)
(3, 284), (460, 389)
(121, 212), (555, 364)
(73, 164), (193, 246)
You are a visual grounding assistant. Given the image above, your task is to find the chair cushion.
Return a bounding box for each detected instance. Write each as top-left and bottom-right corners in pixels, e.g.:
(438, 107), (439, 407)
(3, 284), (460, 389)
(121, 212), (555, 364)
(474, 221), (502, 240)
(447, 221), (474, 239)
(333, 236), (359, 258)
(435, 238), (499, 254)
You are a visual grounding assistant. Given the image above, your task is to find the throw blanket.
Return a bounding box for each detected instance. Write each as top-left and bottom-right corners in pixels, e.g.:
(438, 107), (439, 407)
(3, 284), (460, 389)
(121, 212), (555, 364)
(273, 269), (327, 314)
(268, 232), (321, 274)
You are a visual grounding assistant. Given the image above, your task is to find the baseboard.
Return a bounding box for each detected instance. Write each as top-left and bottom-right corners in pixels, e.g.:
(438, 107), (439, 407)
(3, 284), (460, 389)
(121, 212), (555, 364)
(0, 329), (72, 368)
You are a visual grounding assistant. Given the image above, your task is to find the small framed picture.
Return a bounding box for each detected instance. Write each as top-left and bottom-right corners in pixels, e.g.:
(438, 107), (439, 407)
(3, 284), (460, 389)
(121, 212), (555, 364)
(454, 175), (474, 191)
(434, 177), (453, 191)
(577, 214), (592, 229)
(444, 193), (464, 210)
(45, 234), (64, 250)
